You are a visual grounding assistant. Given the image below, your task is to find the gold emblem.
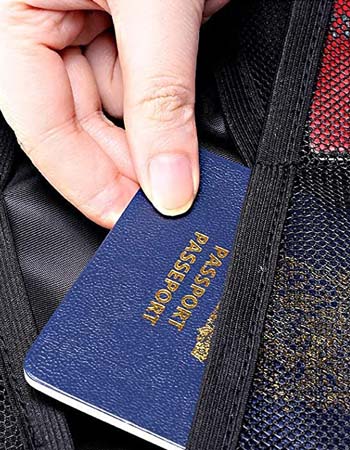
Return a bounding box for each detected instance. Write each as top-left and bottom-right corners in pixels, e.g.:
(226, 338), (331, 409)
(191, 303), (220, 363)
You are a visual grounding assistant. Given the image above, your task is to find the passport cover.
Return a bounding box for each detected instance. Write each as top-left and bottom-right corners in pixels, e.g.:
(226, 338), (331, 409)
(24, 148), (251, 450)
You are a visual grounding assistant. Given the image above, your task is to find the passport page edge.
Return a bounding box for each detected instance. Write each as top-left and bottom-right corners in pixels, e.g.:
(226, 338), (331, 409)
(24, 367), (184, 450)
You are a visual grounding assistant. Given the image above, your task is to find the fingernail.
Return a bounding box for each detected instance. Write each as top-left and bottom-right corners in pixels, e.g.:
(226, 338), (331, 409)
(148, 153), (195, 215)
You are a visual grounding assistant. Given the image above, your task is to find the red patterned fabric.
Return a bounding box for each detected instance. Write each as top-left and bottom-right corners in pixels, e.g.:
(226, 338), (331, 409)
(310, 0), (350, 153)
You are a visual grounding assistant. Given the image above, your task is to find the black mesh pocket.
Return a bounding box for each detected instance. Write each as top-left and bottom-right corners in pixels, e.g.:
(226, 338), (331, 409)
(238, 1), (350, 448)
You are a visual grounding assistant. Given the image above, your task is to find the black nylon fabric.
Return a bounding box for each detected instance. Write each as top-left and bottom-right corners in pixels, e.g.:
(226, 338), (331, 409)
(0, 118), (75, 450)
(4, 151), (107, 332)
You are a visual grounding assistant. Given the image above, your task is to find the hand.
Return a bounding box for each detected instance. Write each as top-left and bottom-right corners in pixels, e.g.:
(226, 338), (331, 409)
(0, 0), (229, 228)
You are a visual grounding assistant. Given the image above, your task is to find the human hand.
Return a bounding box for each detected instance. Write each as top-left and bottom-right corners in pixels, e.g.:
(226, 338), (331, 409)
(0, 0), (229, 228)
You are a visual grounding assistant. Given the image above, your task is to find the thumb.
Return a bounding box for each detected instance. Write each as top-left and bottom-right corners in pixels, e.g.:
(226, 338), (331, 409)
(110, 0), (203, 215)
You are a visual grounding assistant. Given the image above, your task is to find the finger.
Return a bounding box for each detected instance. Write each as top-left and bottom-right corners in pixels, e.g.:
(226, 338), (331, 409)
(84, 30), (124, 118)
(24, 0), (105, 11)
(62, 45), (136, 182)
(0, 7), (137, 228)
(110, 0), (203, 216)
(61, 46), (138, 224)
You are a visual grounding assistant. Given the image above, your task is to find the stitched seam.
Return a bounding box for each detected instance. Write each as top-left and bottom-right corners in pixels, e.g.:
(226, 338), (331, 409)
(222, 165), (291, 449)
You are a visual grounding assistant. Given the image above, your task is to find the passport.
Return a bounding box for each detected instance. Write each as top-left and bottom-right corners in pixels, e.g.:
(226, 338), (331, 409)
(24, 148), (251, 450)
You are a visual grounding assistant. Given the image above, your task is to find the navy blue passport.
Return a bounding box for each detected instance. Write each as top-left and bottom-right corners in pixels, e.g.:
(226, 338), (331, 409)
(24, 149), (250, 450)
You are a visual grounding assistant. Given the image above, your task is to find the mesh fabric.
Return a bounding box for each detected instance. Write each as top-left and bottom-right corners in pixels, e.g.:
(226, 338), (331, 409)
(0, 359), (24, 450)
(239, 1), (350, 448)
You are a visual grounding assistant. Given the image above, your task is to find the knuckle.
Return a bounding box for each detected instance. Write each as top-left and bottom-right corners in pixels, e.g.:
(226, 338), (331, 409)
(135, 78), (194, 126)
(22, 111), (103, 160)
(79, 110), (102, 128)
